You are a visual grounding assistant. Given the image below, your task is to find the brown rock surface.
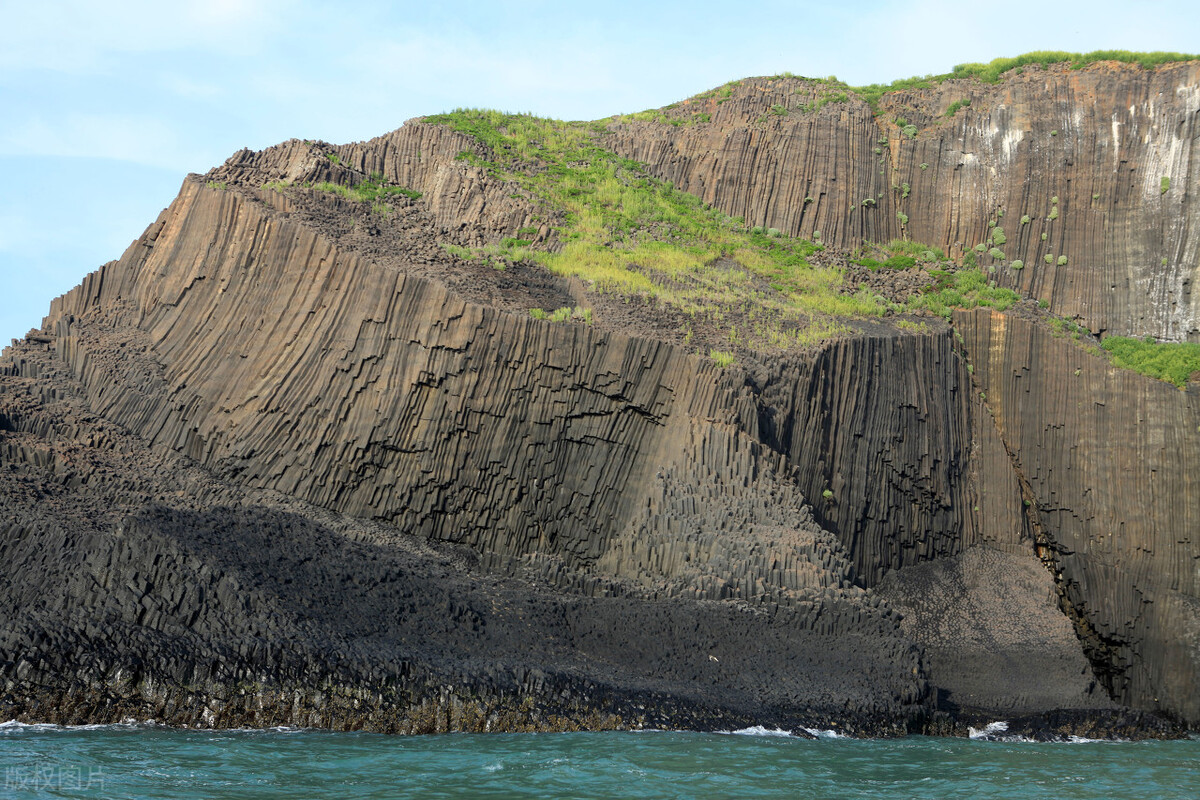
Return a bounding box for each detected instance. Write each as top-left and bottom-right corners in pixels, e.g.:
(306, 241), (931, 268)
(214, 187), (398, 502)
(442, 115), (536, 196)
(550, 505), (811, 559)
(956, 308), (1200, 722)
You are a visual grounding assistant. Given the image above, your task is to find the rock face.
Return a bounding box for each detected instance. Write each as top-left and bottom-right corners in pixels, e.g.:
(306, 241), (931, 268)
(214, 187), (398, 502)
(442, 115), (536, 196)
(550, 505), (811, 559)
(1, 59), (1197, 737)
(605, 62), (1200, 342)
(955, 308), (1200, 722)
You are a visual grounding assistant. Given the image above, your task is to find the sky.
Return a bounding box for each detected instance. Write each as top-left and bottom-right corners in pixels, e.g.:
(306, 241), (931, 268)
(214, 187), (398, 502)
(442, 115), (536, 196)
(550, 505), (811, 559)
(2, 0), (1198, 342)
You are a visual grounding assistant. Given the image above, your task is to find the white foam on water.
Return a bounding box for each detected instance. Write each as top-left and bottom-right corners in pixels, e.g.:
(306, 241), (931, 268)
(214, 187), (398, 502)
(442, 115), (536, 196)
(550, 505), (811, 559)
(2, 719), (155, 732)
(968, 721), (1009, 739)
(0, 720), (53, 730)
(802, 728), (846, 739)
(721, 726), (796, 737)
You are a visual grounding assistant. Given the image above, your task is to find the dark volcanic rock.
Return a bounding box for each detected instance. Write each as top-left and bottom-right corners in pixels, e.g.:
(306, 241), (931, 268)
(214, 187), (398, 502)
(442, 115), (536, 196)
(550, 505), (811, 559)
(956, 308), (1200, 723)
(0, 341), (927, 734)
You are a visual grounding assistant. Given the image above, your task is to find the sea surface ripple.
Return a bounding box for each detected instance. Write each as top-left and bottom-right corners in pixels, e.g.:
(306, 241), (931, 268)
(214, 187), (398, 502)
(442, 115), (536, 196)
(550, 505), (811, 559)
(1, 722), (1197, 799)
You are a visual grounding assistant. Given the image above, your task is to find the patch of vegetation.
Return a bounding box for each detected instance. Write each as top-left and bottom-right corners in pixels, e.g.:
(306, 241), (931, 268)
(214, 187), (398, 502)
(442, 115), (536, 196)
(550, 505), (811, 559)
(848, 51), (1197, 112)
(530, 306), (593, 324)
(327, 153), (340, 164)
(616, 108), (711, 127)
(692, 80), (741, 102)
(1011, 259), (1024, 270)
(896, 319), (930, 333)
(883, 239), (944, 260)
(1101, 336), (1200, 387)
(422, 108), (882, 351)
(945, 99), (971, 117)
(1162, 176), (1171, 194)
(205, 180), (228, 190)
(440, 243), (474, 259)
(709, 349), (736, 368)
(314, 171), (422, 205)
(906, 268), (1020, 319)
(800, 89), (850, 113)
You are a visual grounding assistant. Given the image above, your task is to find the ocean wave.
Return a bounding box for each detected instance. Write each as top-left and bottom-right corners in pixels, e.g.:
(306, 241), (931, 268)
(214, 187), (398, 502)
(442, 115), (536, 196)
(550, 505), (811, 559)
(968, 721), (1010, 740)
(0, 719), (163, 732)
(966, 721), (1133, 744)
(801, 728), (846, 739)
(720, 726), (797, 737)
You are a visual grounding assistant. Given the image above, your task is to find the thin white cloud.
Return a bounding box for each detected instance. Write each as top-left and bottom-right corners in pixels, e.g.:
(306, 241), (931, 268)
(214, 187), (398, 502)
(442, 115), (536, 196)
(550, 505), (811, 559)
(0, 0), (288, 74)
(159, 74), (224, 99)
(0, 113), (213, 171)
(342, 31), (623, 103)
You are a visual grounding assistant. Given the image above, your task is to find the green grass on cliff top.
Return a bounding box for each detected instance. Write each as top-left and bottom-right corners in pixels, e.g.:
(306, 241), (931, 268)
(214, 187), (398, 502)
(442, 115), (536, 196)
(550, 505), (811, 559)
(850, 51), (1199, 109)
(664, 51), (1198, 113)
(424, 108), (883, 350)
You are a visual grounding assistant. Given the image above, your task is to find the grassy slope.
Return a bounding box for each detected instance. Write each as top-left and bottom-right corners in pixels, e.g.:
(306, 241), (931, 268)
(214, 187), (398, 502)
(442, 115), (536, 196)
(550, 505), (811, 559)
(423, 109), (877, 352)
(407, 53), (1198, 381)
(421, 110), (1016, 358)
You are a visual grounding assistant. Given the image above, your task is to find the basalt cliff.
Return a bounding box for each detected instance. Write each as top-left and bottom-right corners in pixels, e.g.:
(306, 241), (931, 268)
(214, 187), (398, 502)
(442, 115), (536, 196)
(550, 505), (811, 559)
(2, 57), (1197, 739)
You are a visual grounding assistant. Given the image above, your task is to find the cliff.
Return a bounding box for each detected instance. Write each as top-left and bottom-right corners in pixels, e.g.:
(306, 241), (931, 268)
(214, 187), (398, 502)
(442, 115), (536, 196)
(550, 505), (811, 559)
(1, 55), (1197, 737)
(605, 61), (1200, 342)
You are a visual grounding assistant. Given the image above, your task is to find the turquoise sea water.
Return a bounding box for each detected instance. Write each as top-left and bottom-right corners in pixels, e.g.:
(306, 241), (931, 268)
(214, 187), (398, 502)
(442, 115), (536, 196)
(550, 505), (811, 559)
(1, 723), (1197, 799)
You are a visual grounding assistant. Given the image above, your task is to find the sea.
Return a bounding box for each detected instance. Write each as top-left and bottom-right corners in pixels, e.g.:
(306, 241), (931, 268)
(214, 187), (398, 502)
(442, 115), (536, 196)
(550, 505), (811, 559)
(1, 722), (1197, 799)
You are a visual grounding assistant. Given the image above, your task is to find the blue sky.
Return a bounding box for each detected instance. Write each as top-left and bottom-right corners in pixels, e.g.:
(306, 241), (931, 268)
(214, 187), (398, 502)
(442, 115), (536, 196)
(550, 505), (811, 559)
(3, 0), (1198, 342)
